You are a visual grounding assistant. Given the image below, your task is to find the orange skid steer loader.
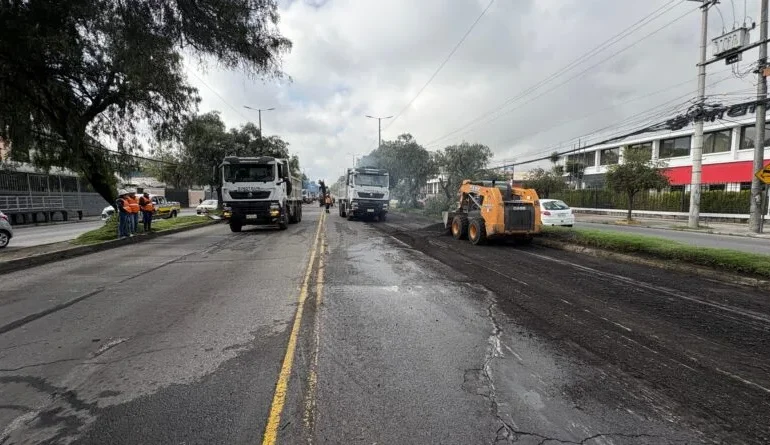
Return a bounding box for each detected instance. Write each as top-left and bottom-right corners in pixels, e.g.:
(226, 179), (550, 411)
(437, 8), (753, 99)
(442, 180), (542, 245)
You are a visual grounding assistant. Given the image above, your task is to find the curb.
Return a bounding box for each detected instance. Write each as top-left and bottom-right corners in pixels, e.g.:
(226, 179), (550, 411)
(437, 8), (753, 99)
(0, 220), (221, 276)
(534, 238), (770, 289)
(579, 220), (770, 240)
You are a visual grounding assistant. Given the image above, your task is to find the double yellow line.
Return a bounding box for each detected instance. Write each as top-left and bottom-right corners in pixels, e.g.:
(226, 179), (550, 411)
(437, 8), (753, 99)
(261, 211), (326, 445)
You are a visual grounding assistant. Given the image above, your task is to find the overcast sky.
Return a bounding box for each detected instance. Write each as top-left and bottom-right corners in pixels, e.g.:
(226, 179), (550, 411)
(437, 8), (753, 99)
(183, 0), (763, 182)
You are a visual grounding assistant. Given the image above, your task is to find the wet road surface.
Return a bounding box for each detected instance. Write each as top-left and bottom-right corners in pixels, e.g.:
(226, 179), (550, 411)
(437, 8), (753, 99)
(1, 206), (767, 444)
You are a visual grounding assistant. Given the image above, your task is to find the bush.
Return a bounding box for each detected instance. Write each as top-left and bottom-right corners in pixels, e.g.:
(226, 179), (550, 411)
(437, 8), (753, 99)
(423, 196), (453, 217)
(550, 189), (750, 214)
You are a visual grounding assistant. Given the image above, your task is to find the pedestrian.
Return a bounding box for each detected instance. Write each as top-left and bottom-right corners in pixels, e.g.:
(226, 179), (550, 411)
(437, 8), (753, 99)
(139, 192), (155, 232)
(126, 190), (140, 235)
(199, 198), (203, 205)
(115, 189), (131, 239)
(324, 194), (332, 213)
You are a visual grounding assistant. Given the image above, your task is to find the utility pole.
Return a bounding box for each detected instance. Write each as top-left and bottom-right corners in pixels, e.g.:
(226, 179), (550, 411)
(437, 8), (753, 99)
(366, 115), (393, 148)
(688, 0), (714, 229)
(243, 105), (275, 136)
(750, 0), (769, 233)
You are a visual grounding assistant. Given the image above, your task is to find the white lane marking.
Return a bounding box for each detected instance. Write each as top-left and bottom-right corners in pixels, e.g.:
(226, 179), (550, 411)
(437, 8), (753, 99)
(715, 368), (770, 394)
(600, 317), (632, 332)
(559, 299), (573, 306)
(519, 250), (770, 326)
(91, 337), (129, 357)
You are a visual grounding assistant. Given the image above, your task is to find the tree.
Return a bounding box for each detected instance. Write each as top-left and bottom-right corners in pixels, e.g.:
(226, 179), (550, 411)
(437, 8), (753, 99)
(433, 142), (494, 201)
(0, 0), (291, 204)
(605, 147), (670, 221)
(525, 167), (566, 198)
(367, 133), (436, 207)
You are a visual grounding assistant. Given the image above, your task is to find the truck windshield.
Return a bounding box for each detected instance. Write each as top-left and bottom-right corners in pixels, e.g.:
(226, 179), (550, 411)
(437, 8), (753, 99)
(224, 164), (274, 182)
(355, 174), (388, 187)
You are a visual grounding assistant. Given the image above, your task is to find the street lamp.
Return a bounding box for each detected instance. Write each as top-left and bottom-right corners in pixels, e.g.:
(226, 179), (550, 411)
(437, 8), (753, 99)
(365, 114), (393, 149)
(243, 105), (276, 134)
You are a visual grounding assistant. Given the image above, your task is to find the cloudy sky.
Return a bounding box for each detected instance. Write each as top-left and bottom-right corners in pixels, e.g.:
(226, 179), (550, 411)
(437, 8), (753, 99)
(183, 0), (762, 182)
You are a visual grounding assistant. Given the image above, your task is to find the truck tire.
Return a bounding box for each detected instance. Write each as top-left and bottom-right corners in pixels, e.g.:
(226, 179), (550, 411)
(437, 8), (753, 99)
(289, 204), (298, 224)
(451, 215), (469, 240)
(278, 206), (289, 230)
(378, 212), (387, 222)
(297, 205), (303, 222)
(171, 210), (177, 218)
(468, 218), (487, 245)
(230, 221), (242, 233)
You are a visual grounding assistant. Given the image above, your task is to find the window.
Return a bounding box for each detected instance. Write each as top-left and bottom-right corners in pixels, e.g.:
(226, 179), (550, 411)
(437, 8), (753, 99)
(626, 142), (652, 161)
(224, 164), (274, 182)
(703, 130), (731, 154)
(740, 124), (770, 150)
(740, 182), (752, 190)
(542, 200), (570, 210)
(600, 147), (619, 165)
(355, 174), (389, 187)
(659, 136), (691, 158)
(569, 152), (596, 167)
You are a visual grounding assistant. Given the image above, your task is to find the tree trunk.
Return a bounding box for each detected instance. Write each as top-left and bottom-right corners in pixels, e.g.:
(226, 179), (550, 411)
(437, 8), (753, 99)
(627, 193), (634, 222)
(439, 178), (452, 200)
(72, 135), (117, 205)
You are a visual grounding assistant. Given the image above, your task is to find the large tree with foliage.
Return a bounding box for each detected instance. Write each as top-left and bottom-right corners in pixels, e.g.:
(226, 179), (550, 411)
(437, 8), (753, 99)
(605, 147), (670, 221)
(366, 133), (436, 207)
(525, 167), (566, 198)
(433, 142), (494, 201)
(0, 0), (291, 204)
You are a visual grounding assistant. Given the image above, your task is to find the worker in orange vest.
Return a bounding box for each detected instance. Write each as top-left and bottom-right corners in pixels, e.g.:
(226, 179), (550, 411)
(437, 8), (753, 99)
(139, 192), (155, 232)
(115, 189), (131, 239)
(126, 190), (141, 235)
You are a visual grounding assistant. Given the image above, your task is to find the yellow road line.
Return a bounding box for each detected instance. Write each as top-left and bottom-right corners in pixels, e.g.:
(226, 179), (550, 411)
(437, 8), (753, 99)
(303, 225), (326, 443)
(261, 212), (325, 445)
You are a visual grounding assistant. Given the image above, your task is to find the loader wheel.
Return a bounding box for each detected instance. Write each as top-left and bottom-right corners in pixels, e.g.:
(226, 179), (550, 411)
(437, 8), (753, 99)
(468, 218), (487, 245)
(451, 215), (469, 240)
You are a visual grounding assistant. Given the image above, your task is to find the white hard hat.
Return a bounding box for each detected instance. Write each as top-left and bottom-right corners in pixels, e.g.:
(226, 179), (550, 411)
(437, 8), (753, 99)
(118, 188), (129, 196)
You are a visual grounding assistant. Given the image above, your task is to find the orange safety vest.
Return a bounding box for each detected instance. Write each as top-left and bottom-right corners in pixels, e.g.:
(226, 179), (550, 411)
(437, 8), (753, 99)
(140, 196), (155, 212)
(126, 196), (140, 214)
(118, 198), (130, 213)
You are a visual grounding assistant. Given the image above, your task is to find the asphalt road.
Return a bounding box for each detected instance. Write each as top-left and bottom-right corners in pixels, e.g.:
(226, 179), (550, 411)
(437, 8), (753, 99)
(1, 205), (768, 444)
(575, 221), (770, 255)
(6, 209), (197, 249)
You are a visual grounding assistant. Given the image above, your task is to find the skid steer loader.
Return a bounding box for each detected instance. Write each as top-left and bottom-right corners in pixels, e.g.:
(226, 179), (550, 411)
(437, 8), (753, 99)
(442, 179), (542, 245)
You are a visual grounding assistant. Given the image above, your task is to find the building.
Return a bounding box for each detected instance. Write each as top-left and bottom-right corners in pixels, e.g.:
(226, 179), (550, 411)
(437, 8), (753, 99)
(561, 112), (770, 192)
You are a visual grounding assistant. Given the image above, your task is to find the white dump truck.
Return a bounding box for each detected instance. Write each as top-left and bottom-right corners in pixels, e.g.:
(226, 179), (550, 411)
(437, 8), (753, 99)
(220, 156), (303, 232)
(338, 166), (390, 221)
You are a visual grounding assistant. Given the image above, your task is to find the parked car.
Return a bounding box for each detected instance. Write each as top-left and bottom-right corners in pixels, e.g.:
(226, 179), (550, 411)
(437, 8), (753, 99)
(539, 199), (575, 227)
(0, 211), (13, 248)
(196, 199), (218, 215)
(101, 205), (115, 221)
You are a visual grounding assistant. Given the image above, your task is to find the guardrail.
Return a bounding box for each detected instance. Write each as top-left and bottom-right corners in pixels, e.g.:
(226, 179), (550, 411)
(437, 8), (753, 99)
(0, 196), (65, 212)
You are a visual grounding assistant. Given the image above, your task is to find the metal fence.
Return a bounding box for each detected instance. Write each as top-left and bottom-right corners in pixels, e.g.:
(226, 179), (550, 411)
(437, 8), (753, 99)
(0, 195), (65, 212)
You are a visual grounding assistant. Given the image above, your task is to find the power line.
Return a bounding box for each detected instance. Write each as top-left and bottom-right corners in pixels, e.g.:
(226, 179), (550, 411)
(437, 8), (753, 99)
(381, 0), (496, 135)
(422, 0), (689, 148)
(188, 70), (251, 122)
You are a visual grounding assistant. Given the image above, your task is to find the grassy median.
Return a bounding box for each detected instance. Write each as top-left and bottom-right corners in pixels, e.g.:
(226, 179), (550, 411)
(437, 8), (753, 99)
(72, 215), (212, 246)
(541, 226), (770, 279)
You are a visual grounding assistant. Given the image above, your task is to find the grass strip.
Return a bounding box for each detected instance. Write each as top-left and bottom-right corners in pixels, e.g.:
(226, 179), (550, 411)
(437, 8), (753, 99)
(72, 215), (211, 246)
(541, 226), (770, 278)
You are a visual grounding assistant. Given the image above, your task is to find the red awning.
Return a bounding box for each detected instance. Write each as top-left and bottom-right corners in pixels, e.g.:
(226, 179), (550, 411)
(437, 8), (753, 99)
(664, 160), (770, 185)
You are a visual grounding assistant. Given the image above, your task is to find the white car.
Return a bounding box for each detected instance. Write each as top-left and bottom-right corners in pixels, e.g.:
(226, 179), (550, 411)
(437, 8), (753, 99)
(196, 199), (218, 215)
(539, 199), (575, 227)
(0, 211), (13, 248)
(101, 205), (115, 221)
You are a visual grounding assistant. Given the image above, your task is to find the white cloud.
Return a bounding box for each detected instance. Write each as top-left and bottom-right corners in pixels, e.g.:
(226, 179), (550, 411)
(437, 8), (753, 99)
(184, 0), (763, 181)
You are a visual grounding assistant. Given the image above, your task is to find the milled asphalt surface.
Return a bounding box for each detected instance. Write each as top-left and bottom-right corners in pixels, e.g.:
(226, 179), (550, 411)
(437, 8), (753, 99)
(1, 205), (768, 444)
(5, 209), (197, 249)
(574, 221), (770, 255)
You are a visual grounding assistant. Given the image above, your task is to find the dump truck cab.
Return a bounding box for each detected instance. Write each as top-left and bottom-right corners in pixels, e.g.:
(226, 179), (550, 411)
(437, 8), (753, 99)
(443, 179), (541, 245)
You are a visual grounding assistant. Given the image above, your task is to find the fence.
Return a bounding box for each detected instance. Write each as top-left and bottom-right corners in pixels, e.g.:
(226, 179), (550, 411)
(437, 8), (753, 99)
(550, 188), (755, 214)
(0, 196), (65, 212)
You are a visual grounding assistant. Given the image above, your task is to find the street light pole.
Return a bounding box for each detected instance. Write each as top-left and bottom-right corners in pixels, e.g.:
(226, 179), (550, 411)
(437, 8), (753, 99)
(750, 0), (769, 233)
(366, 115), (393, 148)
(243, 105), (276, 135)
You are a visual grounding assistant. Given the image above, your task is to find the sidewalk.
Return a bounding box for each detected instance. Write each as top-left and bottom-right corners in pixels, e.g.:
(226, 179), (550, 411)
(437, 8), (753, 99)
(576, 213), (770, 239)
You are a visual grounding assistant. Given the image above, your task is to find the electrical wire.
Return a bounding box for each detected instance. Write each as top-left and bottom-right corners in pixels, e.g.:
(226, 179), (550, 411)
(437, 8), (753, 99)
(381, 0), (496, 134)
(422, 0), (694, 148)
(188, 70), (251, 122)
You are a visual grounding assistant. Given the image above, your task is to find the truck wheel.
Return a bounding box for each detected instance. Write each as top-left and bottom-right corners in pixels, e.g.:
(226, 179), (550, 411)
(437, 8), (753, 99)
(378, 212), (387, 222)
(451, 215), (469, 240)
(289, 205), (298, 224)
(171, 210), (177, 218)
(279, 206), (289, 230)
(468, 218), (487, 245)
(298, 205), (303, 222)
(230, 222), (242, 233)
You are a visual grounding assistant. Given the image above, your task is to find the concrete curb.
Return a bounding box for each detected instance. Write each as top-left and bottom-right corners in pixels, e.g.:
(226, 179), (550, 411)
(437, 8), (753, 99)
(535, 238), (770, 289)
(0, 220), (222, 276)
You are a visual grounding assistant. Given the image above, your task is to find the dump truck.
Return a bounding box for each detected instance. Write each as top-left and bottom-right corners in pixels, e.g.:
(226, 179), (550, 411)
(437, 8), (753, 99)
(443, 179), (542, 245)
(219, 156), (302, 232)
(338, 166), (389, 221)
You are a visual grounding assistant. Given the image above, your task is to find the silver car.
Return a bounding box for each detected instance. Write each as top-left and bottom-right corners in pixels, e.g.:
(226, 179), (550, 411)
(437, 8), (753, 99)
(0, 211), (12, 248)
